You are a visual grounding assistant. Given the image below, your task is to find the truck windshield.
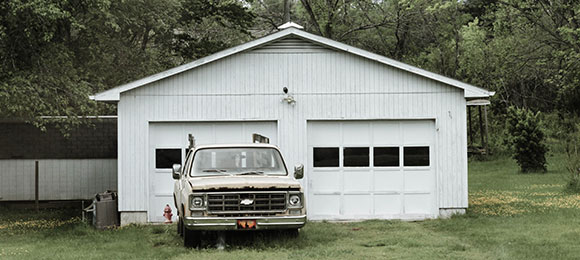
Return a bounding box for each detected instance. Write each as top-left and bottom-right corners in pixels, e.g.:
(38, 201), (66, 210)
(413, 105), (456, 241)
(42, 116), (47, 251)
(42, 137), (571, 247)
(190, 147), (288, 177)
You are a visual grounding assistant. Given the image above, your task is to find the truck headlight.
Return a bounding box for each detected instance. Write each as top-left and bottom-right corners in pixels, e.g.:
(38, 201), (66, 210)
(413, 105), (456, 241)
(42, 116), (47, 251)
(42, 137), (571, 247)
(190, 196), (204, 208)
(289, 195), (301, 207)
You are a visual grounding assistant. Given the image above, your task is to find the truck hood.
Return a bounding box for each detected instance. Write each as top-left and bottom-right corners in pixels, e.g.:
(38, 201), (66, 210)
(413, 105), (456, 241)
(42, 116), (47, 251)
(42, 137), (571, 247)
(188, 175), (301, 191)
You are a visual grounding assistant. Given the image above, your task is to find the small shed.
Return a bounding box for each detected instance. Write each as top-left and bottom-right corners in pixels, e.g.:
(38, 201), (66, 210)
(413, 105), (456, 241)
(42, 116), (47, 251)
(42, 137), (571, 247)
(92, 23), (494, 224)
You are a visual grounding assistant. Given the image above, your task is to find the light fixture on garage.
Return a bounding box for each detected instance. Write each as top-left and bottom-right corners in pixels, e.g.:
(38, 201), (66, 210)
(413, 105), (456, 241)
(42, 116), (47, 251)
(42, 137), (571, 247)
(281, 87), (296, 106)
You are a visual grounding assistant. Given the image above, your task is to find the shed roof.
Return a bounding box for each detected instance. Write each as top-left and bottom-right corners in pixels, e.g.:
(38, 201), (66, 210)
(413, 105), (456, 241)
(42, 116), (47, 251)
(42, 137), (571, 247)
(91, 26), (494, 102)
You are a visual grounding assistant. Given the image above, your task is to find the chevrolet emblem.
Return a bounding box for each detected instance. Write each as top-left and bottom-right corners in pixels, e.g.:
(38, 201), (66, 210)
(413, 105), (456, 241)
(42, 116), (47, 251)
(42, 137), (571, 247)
(240, 198), (254, 206)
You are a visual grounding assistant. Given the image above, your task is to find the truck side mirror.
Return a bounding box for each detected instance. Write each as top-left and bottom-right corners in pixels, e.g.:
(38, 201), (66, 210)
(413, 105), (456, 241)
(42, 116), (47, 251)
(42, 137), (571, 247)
(172, 164), (182, 180)
(294, 164), (304, 180)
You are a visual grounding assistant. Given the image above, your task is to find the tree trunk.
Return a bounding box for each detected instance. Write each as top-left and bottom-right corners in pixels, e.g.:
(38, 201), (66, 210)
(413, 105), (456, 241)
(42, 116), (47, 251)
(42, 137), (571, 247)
(284, 0), (291, 23)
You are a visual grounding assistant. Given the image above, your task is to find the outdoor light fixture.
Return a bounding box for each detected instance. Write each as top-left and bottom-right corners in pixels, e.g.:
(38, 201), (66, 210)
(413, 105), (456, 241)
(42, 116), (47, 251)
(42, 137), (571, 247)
(281, 87), (296, 105)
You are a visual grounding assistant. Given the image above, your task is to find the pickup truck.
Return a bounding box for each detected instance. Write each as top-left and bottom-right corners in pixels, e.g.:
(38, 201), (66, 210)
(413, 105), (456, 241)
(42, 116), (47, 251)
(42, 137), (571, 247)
(172, 137), (306, 248)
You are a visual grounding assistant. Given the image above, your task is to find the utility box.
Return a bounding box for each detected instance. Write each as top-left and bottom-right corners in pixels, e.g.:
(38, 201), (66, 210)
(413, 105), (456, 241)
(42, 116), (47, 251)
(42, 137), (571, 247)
(93, 191), (119, 229)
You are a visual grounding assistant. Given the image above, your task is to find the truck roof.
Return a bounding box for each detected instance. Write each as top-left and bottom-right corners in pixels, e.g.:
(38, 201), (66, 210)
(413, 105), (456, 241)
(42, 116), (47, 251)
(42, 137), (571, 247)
(190, 143), (280, 151)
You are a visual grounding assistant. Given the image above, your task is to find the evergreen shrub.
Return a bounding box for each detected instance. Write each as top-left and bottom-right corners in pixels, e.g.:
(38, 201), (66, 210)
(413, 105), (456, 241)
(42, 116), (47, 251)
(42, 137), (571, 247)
(506, 106), (548, 172)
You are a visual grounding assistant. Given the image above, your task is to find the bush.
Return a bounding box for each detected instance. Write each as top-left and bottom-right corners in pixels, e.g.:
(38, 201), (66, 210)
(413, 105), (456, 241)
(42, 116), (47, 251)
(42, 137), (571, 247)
(561, 117), (580, 192)
(566, 154), (580, 192)
(506, 106), (548, 172)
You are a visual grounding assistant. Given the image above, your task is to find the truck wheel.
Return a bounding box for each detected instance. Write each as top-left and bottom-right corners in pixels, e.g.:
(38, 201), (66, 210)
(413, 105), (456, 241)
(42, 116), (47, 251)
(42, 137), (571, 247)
(177, 216), (183, 237)
(283, 228), (299, 238)
(183, 223), (201, 248)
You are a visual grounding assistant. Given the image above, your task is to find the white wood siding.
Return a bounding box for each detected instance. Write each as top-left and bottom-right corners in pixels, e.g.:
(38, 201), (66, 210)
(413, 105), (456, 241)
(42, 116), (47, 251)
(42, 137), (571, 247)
(118, 47), (467, 213)
(0, 159), (117, 201)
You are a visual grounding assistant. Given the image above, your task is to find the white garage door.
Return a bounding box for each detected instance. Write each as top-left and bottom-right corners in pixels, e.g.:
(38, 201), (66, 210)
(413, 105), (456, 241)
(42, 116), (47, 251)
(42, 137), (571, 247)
(148, 121), (277, 222)
(307, 120), (436, 220)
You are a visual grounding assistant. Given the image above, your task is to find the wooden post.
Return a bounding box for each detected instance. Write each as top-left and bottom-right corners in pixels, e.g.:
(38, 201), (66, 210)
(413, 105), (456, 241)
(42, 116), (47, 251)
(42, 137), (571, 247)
(35, 160), (39, 212)
(478, 106), (485, 149)
(484, 105), (489, 154)
(468, 106), (473, 146)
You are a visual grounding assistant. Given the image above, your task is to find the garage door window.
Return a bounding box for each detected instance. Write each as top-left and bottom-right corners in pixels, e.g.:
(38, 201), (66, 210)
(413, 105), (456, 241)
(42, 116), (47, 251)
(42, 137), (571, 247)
(343, 147), (369, 167)
(374, 147), (399, 167)
(403, 147), (429, 166)
(313, 147), (339, 167)
(155, 148), (182, 169)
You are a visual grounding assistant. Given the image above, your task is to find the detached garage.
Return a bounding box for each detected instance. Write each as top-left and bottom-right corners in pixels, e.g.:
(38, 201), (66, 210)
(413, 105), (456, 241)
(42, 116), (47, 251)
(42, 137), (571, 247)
(91, 23), (493, 224)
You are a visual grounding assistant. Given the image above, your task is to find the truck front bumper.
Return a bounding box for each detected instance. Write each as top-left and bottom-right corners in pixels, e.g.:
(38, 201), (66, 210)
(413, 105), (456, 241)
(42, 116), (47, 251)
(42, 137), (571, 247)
(183, 215), (306, 230)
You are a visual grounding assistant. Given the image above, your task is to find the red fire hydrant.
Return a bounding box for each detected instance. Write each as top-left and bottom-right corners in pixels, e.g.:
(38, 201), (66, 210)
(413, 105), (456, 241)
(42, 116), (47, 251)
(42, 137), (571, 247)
(163, 204), (173, 224)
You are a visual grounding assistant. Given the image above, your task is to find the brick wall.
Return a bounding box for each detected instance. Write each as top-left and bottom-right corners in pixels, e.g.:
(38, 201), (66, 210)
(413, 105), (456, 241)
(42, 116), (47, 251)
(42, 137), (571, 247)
(0, 119), (117, 159)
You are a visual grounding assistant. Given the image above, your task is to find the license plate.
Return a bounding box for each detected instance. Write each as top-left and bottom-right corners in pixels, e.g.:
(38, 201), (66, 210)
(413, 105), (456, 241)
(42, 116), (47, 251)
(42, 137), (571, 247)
(237, 220), (256, 229)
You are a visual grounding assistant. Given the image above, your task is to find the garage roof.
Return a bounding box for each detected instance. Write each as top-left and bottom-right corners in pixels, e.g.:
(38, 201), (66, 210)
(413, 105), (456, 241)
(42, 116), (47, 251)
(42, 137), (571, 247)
(91, 23), (494, 102)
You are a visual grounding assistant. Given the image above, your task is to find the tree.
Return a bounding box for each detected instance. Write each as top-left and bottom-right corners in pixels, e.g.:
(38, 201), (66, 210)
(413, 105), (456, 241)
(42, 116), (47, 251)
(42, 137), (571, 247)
(506, 106), (548, 172)
(0, 0), (255, 131)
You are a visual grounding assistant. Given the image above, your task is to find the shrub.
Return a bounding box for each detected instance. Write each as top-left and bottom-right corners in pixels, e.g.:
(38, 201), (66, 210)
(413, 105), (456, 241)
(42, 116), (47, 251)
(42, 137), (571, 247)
(506, 106), (548, 173)
(562, 118), (580, 192)
(566, 154), (580, 192)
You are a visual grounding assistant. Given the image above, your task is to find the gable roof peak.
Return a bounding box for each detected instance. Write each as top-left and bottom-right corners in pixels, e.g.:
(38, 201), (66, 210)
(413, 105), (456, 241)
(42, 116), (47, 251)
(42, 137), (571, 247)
(91, 27), (494, 102)
(278, 22), (304, 30)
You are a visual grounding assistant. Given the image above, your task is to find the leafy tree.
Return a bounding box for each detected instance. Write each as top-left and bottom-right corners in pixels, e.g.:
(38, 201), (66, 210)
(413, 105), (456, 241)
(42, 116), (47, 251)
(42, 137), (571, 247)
(0, 0), (254, 132)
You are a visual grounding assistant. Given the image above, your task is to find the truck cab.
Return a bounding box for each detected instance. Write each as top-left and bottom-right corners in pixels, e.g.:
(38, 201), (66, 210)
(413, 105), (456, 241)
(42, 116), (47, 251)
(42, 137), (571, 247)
(172, 138), (306, 247)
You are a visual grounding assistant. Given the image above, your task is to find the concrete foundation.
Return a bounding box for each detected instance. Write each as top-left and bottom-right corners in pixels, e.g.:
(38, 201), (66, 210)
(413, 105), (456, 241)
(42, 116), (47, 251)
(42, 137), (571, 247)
(120, 211), (148, 225)
(439, 208), (466, 219)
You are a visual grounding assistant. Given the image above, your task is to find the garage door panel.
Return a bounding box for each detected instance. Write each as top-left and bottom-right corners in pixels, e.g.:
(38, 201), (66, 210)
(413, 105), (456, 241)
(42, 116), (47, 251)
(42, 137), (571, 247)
(404, 194), (432, 214)
(372, 122), (400, 145)
(343, 171), (371, 192)
(151, 171), (173, 194)
(150, 125), (184, 146)
(311, 172), (340, 193)
(214, 124), (244, 144)
(308, 122), (340, 146)
(404, 171), (432, 192)
(342, 122), (370, 145)
(343, 195), (372, 215)
(402, 121), (434, 145)
(310, 195), (340, 216)
(239, 122), (278, 144)
(374, 172), (403, 192)
(374, 194), (402, 215)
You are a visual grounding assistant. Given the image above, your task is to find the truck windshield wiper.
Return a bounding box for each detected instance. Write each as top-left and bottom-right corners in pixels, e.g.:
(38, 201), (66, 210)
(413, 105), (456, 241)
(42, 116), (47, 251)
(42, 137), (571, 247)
(239, 171), (264, 175)
(202, 169), (227, 173)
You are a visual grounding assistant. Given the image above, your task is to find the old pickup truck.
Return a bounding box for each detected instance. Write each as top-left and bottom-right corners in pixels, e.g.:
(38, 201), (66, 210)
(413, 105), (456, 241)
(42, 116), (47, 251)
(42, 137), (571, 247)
(172, 134), (306, 247)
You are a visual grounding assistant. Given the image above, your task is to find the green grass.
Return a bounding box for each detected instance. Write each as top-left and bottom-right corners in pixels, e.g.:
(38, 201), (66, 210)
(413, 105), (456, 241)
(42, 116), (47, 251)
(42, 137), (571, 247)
(1, 154), (580, 259)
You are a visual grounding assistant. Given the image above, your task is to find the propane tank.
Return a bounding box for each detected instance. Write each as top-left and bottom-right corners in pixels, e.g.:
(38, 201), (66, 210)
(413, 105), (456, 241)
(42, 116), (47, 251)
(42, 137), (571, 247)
(163, 204), (173, 224)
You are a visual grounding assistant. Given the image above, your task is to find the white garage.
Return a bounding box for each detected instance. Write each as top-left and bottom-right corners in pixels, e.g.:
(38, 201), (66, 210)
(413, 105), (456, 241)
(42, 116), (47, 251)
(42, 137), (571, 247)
(91, 23), (494, 224)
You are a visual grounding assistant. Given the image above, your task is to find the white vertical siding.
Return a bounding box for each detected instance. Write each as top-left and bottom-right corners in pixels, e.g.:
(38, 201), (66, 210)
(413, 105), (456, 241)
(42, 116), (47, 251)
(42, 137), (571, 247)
(118, 43), (468, 213)
(0, 159), (117, 201)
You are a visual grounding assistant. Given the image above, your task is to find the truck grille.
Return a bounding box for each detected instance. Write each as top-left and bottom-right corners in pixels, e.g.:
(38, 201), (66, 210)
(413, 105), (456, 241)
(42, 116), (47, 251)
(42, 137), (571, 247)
(206, 191), (287, 214)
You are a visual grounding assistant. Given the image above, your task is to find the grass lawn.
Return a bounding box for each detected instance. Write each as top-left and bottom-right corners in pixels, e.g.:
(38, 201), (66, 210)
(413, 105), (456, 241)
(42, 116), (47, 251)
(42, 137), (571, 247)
(1, 153), (580, 259)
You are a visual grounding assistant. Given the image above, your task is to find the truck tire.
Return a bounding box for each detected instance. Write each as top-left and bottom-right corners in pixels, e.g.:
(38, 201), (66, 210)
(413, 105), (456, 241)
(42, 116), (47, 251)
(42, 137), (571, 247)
(183, 223), (201, 248)
(283, 228), (299, 238)
(177, 216), (183, 237)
